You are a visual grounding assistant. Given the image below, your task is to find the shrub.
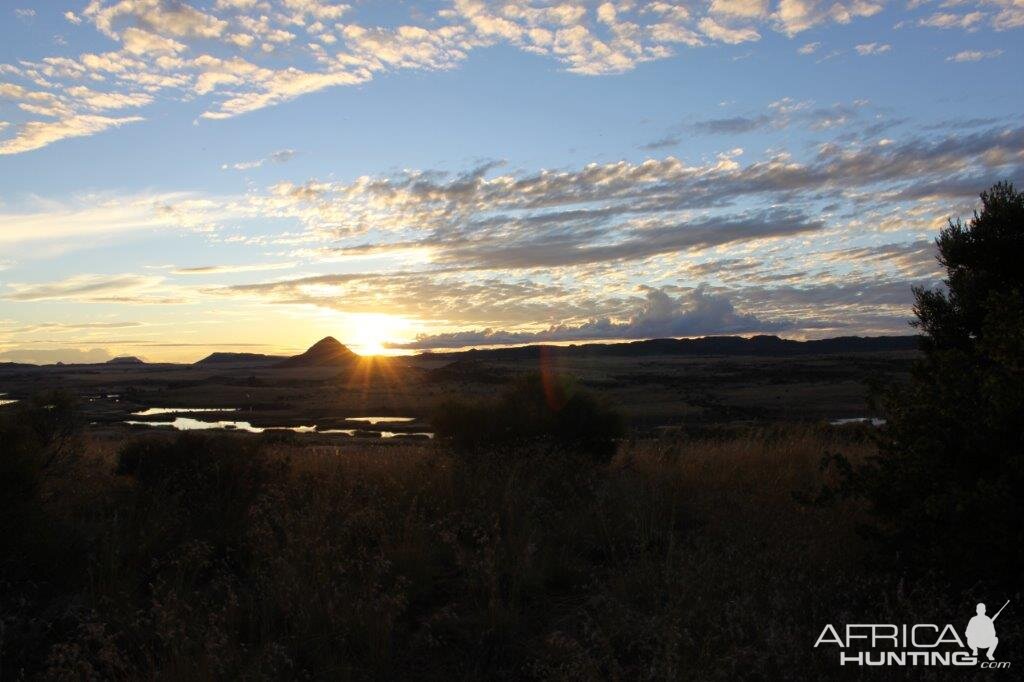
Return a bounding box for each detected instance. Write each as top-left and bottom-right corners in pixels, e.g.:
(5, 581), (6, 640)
(431, 372), (624, 462)
(116, 433), (290, 561)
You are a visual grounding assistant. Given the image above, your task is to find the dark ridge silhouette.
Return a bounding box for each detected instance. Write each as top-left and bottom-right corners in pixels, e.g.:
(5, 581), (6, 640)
(275, 337), (358, 368)
(420, 334), (920, 361)
(106, 356), (145, 365)
(196, 352), (286, 366)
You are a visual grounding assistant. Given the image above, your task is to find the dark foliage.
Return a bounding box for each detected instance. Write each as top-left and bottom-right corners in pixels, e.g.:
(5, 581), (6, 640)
(431, 372), (625, 461)
(829, 182), (1024, 586)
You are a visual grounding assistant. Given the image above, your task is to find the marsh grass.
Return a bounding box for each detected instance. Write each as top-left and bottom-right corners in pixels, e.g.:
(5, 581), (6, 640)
(1, 421), (998, 680)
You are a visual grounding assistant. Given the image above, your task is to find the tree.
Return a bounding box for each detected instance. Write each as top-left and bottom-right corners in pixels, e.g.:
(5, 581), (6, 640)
(838, 182), (1024, 585)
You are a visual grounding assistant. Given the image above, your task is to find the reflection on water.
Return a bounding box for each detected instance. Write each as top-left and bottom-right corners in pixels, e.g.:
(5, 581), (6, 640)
(381, 431), (434, 439)
(830, 417), (886, 426)
(124, 418), (433, 438)
(133, 407), (240, 416)
(126, 417), (270, 433)
(0, 399), (17, 406)
(346, 417), (415, 424)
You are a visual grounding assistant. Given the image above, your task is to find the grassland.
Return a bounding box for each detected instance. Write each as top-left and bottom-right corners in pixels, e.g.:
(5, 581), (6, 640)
(5, 414), (997, 681)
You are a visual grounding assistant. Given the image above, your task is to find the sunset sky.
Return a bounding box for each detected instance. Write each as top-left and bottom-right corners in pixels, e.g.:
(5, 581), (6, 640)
(1, 1), (1022, 362)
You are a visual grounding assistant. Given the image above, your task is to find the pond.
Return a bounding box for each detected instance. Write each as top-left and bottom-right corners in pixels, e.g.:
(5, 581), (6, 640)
(132, 407), (239, 416)
(124, 417), (433, 438)
(124, 417), (312, 433)
(830, 417), (886, 426)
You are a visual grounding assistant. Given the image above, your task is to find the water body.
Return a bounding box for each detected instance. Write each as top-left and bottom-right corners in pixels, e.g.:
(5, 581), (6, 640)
(125, 417), (279, 433)
(124, 418), (433, 438)
(133, 407), (239, 416)
(830, 417), (886, 426)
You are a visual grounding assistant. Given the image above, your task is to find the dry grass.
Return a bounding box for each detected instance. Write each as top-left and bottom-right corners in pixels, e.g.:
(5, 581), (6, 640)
(2, 425), (943, 680)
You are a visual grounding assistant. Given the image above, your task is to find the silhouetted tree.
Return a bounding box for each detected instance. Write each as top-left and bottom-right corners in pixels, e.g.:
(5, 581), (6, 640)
(839, 182), (1024, 585)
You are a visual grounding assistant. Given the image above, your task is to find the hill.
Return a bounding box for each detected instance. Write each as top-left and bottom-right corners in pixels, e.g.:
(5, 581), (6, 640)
(276, 337), (358, 368)
(422, 334), (920, 361)
(196, 352), (286, 366)
(106, 356), (145, 365)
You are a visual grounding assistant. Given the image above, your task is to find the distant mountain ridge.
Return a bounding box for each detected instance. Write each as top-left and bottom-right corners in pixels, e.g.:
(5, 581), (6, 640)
(275, 337), (358, 368)
(420, 334), (921, 360)
(107, 356), (145, 365)
(196, 352), (286, 366)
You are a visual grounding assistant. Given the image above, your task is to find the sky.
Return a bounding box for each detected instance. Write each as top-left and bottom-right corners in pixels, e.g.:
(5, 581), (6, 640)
(0, 1), (1022, 363)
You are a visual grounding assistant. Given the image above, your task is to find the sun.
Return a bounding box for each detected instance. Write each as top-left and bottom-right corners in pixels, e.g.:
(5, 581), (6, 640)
(343, 313), (410, 356)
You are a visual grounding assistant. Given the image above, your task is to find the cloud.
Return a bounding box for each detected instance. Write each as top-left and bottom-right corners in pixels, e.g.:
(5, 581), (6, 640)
(946, 49), (1003, 62)
(854, 42), (891, 55)
(221, 148), (297, 170)
(3, 274), (166, 303)
(3, 321), (144, 334)
(639, 134), (681, 150)
(698, 18), (761, 43)
(428, 209), (824, 270)
(14, 8), (35, 22)
(918, 12), (986, 30)
(0, 0), (971, 153)
(773, 0), (883, 35)
(0, 114), (144, 155)
(390, 286), (790, 349)
(710, 0), (770, 19)
(692, 114), (771, 134)
(0, 192), (224, 246)
(798, 41), (820, 54)
(0, 347), (112, 365)
(171, 262), (297, 275)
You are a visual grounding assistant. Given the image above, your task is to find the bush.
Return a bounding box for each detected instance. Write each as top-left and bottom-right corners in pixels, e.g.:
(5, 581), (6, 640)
(116, 433), (290, 557)
(0, 390), (85, 558)
(431, 372), (624, 462)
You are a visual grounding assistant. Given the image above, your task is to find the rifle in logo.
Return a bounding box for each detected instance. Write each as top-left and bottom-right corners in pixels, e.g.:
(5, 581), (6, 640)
(967, 600), (1009, 661)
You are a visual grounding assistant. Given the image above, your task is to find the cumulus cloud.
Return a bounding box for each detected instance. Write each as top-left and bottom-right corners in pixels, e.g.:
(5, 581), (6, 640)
(773, 0), (883, 36)
(698, 17), (761, 43)
(390, 286), (790, 349)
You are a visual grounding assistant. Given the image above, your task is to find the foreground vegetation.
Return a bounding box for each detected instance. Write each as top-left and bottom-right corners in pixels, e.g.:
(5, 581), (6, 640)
(2, 405), (1010, 680)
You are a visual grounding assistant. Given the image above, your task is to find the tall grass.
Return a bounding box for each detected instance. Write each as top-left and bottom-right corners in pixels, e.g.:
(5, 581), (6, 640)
(1, 418), (998, 680)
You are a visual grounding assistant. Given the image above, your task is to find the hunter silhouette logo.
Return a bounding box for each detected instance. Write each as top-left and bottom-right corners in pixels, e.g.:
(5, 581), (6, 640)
(967, 601), (1008, 661)
(814, 600), (1011, 668)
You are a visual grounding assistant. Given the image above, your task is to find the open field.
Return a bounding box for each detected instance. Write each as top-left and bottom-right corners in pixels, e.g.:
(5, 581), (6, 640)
(0, 347), (918, 439)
